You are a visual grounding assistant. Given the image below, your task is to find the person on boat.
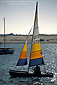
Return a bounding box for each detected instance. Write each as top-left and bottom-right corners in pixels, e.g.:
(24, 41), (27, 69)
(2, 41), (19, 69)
(34, 65), (41, 74)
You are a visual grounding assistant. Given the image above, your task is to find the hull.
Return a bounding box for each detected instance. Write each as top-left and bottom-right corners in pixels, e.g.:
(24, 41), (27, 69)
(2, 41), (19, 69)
(9, 70), (53, 78)
(0, 48), (14, 54)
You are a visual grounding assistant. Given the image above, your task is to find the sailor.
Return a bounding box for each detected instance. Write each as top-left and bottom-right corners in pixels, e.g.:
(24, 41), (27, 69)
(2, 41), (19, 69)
(34, 65), (41, 74)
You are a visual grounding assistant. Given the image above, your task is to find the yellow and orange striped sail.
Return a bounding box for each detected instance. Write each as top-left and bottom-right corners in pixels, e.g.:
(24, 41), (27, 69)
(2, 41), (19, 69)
(16, 27), (32, 66)
(16, 41), (27, 66)
(29, 2), (44, 67)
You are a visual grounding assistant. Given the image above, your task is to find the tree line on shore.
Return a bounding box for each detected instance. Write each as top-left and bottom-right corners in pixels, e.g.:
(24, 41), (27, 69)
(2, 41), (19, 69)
(0, 33), (57, 36)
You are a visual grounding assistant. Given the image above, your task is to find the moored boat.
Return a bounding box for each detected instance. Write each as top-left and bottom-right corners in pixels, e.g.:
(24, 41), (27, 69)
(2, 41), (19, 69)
(0, 48), (14, 54)
(0, 17), (14, 54)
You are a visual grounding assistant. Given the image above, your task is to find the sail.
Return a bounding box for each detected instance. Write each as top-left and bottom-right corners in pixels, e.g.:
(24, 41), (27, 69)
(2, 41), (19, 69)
(16, 41), (27, 66)
(16, 28), (32, 66)
(29, 2), (44, 67)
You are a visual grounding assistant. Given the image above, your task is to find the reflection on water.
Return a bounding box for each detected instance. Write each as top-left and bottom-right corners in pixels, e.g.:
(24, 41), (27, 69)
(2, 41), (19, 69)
(0, 43), (57, 85)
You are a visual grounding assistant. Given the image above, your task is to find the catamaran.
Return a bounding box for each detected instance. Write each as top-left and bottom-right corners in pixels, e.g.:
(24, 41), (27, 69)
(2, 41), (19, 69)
(9, 2), (56, 77)
(0, 17), (14, 54)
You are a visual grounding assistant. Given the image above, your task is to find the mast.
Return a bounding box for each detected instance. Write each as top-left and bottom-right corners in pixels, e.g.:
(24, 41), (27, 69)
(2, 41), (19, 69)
(4, 17), (6, 48)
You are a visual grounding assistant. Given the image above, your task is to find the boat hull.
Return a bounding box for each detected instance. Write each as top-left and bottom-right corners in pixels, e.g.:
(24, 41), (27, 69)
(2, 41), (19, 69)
(9, 70), (53, 78)
(0, 48), (14, 54)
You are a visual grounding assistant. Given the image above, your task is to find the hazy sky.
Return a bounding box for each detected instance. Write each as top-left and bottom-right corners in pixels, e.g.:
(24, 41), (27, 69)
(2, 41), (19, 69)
(0, 0), (57, 34)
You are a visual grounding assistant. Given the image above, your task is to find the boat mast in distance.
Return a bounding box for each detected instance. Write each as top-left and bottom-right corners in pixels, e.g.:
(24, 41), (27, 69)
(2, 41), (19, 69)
(4, 17), (6, 48)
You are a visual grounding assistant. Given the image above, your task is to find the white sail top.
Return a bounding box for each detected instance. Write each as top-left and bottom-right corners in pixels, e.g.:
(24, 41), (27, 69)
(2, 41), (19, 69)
(32, 2), (40, 44)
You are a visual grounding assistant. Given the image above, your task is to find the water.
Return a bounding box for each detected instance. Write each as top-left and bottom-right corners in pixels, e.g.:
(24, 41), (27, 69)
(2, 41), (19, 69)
(0, 43), (57, 85)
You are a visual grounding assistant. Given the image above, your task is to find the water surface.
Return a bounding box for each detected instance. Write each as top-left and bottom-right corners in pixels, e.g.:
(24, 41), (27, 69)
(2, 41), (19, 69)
(0, 43), (57, 85)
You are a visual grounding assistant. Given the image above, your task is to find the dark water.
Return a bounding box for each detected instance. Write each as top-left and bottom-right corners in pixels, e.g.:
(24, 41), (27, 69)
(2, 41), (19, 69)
(0, 43), (57, 85)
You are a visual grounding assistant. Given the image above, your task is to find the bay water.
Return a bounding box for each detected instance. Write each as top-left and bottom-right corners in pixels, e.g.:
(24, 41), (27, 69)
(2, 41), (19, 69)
(0, 43), (57, 85)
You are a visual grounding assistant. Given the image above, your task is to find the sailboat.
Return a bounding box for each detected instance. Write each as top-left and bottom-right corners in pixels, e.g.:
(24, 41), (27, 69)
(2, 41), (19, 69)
(0, 17), (14, 54)
(9, 2), (54, 77)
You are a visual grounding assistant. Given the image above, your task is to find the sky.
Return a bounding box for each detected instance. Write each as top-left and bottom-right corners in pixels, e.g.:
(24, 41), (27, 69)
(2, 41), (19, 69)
(0, 0), (57, 34)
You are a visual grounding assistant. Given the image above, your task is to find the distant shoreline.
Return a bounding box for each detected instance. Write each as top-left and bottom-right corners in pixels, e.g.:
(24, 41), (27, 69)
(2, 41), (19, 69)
(0, 34), (57, 44)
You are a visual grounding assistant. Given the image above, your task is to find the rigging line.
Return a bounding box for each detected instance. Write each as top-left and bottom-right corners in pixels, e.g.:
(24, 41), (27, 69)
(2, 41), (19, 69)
(26, 27), (32, 42)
